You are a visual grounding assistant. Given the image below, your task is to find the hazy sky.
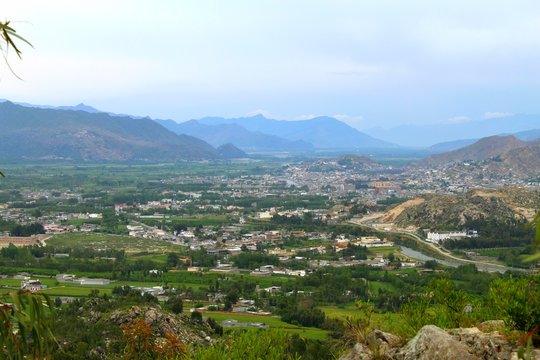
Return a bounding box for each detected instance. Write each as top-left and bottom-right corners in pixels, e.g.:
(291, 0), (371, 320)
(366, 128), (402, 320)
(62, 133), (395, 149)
(2, 1), (540, 129)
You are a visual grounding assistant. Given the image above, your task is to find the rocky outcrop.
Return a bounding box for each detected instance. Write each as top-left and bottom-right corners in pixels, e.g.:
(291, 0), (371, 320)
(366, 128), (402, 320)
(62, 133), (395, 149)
(340, 324), (539, 360)
(394, 325), (476, 360)
(109, 306), (214, 346)
(384, 187), (540, 228)
(366, 330), (403, 357)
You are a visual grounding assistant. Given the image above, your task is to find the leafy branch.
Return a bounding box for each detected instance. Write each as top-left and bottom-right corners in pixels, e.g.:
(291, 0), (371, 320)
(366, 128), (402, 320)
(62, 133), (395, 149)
(0, 20), (33, 79)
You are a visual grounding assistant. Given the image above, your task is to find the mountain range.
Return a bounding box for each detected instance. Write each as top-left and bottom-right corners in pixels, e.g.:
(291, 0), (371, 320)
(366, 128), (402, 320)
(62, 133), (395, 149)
(4, 98), (540, 161)
(0, 101), (219, 161)
(365, 114), (540, 147)
(159, 115), (394, 152)
(157, 119), (314, 152)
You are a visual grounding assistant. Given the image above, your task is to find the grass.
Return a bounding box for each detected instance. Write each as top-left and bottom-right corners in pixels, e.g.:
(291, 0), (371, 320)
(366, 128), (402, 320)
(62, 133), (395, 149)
(0, 276), (115, 297)
(320, 304), (409, 337)
(368, 246), (398, 256)
(42, 286), (113, 297)
(198, 311), (328, 340)
(47, 233), (185, 253)
(169, 216), (236, 227)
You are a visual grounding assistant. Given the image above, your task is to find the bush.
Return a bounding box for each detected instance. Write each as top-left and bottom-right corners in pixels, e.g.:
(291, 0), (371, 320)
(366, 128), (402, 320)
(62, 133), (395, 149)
(207, 317), (223, 336)
(486, 275), (540, 331)
(400, 293), (432, 336)
(166, 297), (183, 314)
(191, 310), (203, 322)
(430, 278), (472, 328)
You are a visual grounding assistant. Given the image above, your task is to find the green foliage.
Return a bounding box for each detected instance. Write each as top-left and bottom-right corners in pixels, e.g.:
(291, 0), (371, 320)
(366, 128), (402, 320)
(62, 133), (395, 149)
(206, 317), (223, 336)
(343, 300), (374, 345)
(232, 252), (280, 269)
(430, 278), (472, 328)
(443, 218), (531, 249)
(0, 291), (56, 359)
(166, 296), (183, 314)
(486, 275), (540, 331)
(189, 330), (301, 360)
(10, 222), (45, 236)
(400, 293), (433, 336)
(167, 252), (180, 267)
(279, 298), (327, 328)
(191, 310), (203, 322)
(524, 210), (540, 263)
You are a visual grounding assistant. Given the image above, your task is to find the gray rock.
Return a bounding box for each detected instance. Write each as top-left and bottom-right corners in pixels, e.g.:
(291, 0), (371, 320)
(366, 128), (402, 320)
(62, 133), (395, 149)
(395, 325), (477, 360)
(366, 329), (402, 358)
(448, 327), (513, 359)
(340, 343), (373, 360)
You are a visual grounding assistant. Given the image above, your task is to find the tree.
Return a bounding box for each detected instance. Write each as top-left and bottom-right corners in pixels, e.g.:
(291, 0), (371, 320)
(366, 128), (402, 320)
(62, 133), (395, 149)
(166, 252), (179, 268)
(166, 296), (183, 314)
(54, 297), (62, 308)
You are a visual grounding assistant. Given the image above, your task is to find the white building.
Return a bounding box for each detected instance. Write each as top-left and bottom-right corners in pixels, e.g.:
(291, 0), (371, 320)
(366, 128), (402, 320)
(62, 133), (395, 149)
(21, 279), (46, 292)
(426, 231), (467, 244)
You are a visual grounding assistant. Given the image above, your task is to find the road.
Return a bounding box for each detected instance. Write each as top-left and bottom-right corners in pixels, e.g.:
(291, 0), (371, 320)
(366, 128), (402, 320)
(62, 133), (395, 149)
(347, 218), (528, 273)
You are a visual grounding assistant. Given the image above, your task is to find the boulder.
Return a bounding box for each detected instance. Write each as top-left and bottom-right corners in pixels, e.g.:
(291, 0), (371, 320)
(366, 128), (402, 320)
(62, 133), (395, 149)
(448, 327), (515, 360)
(340, 343), (373, 360)
(366, 329), (402, 358)
(341, 325), (530, 360)
(394, 325), (477, 360)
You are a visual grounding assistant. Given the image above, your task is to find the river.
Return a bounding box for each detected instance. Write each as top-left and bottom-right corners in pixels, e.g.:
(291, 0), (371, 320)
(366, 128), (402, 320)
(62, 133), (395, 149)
(399, 246), (525, 273)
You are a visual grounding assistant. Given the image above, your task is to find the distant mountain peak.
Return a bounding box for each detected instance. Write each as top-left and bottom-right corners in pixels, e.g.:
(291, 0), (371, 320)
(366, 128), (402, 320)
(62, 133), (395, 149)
(217, 143), (247, 159)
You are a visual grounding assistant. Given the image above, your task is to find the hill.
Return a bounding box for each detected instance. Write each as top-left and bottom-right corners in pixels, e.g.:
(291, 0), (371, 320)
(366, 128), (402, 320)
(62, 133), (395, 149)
(382, 187), (540, 228)
(420, 135), (528, 166)
(158, 119), (314, 152)
(0, 102), (217, 161)
(216, 143), (247, 159)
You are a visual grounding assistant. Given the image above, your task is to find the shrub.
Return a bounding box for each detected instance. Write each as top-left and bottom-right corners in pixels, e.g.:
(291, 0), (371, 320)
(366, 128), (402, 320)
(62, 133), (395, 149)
(191, 310), (203, 322)
(486, 275), (540, 331)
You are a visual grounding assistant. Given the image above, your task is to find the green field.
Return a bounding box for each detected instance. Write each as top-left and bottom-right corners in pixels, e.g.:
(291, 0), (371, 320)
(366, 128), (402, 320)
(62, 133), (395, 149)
(320, 304), (409, 336)
(47, 233), (185, 253)
(197, 311), (328, 340)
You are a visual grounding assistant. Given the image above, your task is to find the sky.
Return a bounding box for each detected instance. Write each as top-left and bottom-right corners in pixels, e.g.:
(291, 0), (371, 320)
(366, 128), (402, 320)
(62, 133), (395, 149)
(2, 1), (540, 130)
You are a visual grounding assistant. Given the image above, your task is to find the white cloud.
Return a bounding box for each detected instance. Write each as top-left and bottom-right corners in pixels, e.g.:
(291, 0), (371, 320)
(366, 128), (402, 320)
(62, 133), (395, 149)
(446, 116), (470, 124)
(484, 111), (514, 119)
